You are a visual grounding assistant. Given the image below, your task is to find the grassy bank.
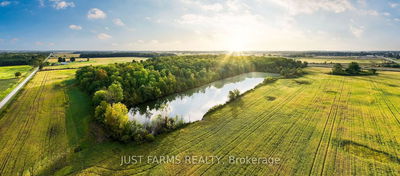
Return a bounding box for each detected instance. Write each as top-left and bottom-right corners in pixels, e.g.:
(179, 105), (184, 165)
(0, 65), (33, 100)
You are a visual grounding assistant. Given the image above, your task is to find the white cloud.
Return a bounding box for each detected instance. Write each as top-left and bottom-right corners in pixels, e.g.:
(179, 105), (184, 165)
(97, 33), (112, 40)
(113, 18), (125, 26)
(389, 2), (399, 8)
(202, 3), (223, 11)
(50, 0), (75, 10)
(350, 25), (364, 38)
(88, 8), (106, 19)
(383, 12), (390, 16)
(38, 0), (45, 7)
(357, 0), (366, 6)
(394, 18), (400, 22)
(0, 1), (11, 7)
(181, 0), (223, 11)
(268, 0), (353, 15)
(69, 24), (82, 30)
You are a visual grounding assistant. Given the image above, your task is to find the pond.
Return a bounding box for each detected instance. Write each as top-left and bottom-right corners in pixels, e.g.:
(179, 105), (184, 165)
(128, 72), (277, 124)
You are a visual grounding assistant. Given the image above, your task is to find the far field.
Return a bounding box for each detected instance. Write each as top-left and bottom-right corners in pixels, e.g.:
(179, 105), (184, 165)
(295, 57), (384, 64)
(0, 66), (399, 175)
(45, 57), (146, 70)
(0, 65), (32, 100)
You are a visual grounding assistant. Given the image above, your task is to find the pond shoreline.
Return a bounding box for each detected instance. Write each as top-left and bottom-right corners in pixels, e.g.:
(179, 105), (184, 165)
(129, 72), (278, 124)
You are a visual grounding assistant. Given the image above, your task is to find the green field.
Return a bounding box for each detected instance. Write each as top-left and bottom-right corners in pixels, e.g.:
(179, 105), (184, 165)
(0, 65), (32, 100)
(0, 67), (399, 175)
(45, 57), (147, 70)
(296, 57), (384, 64)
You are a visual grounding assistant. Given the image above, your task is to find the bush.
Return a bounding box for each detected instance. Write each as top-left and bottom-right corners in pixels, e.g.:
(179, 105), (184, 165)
(15, 72), (22, 78)
(228, 89), (240, 101)
(346, 62), (361, 75)
(332, 63), (345, 75)
(145, 134), (155, 142)
(263, 77), (278, 84)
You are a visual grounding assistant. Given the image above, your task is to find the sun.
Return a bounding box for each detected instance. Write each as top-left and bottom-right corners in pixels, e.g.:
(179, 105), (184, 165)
(223, 30), (252, 52)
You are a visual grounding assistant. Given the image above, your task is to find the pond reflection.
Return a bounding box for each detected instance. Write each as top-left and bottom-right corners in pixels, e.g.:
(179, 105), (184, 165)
(128, 72), (277, 124)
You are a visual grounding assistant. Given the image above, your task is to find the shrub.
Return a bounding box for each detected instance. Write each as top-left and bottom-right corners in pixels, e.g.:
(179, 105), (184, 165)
(346, 62), (361, 75)
(263, 77), (278, 84)
(145, 134), (155, 142)
(228, 89), (240, 101)
(332, 63), (345, 75)
(14, 72), (21, 78)
(94, 101), (109, 122)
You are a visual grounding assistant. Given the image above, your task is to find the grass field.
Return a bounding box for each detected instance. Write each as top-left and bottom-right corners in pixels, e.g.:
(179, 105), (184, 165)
(0, 65), (32, 100)
(0, 69), (94, 176)
(0, 67), (399, 175)
(68, 67), (400, 175)
(296, 57), (384, 64)
(45, 57), (147, 70)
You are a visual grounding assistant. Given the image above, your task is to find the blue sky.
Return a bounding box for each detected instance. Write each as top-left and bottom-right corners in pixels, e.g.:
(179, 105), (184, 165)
(0, 0), (399, 51)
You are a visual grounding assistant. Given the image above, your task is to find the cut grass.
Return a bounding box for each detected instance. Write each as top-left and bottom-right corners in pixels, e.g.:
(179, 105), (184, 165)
(0, 65), (33, 100)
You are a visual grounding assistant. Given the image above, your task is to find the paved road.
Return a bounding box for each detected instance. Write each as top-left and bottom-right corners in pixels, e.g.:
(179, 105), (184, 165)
(0, 53), (52, 110)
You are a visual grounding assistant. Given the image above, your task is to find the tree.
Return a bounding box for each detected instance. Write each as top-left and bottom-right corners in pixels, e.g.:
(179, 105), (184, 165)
(332, 63), (345, 75)
(95, 101), (110, 122)
(58, 57), (63, 62)
(107, 82), (124, 103)
(346, 62), (361, 75)
(87, 58), (90, 61)
(70, 57), (76, 62)
(228, 89), (240, 101)
(15, 72), (21, 78)
(368, 69), (377, 75)
(104, 102), (129, 137)
(93, 90), (109, 106)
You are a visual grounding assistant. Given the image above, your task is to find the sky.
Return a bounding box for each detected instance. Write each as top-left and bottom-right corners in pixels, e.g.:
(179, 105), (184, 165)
(0, 0), (399, 51)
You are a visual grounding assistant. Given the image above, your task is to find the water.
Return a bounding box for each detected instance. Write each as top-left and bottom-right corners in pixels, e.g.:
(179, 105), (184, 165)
(128, 72), (277, 124)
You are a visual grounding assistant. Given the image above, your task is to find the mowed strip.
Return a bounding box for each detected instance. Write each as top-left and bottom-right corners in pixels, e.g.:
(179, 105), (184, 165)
(75, 67), (400, 176)
(0, 69), (76, 175)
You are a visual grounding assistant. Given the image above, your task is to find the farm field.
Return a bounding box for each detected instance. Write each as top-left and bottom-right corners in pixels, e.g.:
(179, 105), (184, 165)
(0, 65), (32, 100)
(65, 67), (399, 175)
(296, 57), (384, 64)
(0, 67), (399, 175)
(0, 69), (92, 176)
(45, 57), (147, 69)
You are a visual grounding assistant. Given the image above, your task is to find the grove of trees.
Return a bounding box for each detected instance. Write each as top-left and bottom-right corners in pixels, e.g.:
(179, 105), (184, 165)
(332, 62), (377, 75)
(0, 53), (48, 66)
(77, 52), (175, 58)
(76, 55), (307, 143)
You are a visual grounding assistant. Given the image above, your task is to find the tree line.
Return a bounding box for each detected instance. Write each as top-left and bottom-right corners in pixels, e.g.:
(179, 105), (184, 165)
(75, 55), (307, 143)
(0, 53), (48, 66)
(77, 52), (175, 58)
